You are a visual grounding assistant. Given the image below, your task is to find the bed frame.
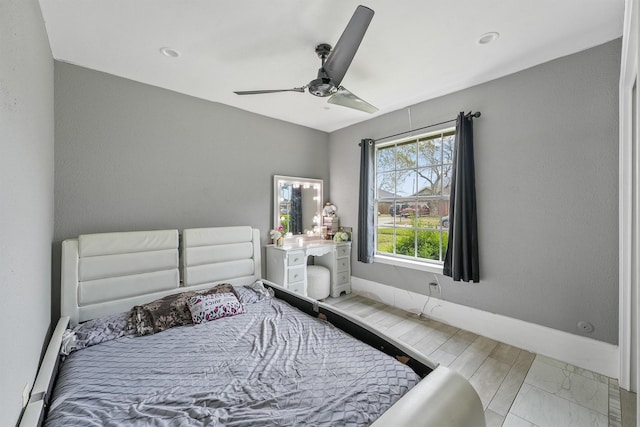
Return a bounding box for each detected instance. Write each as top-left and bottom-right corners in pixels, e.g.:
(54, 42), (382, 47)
(20, 226), (485, 427)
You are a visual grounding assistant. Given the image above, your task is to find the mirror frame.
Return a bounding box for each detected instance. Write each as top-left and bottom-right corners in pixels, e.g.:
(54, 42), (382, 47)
(273, 175), (323, 235)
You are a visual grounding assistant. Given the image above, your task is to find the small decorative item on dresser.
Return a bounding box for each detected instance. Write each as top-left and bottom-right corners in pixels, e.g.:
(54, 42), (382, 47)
(322, 202), (339, 240)
(269, 226), (285, 246)
(333, 227), (349, 242)
(322, 202), (337, 217)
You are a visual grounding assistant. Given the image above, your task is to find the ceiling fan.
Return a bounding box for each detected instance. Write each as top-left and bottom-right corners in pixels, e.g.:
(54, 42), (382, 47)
(234, 5), (378, 114)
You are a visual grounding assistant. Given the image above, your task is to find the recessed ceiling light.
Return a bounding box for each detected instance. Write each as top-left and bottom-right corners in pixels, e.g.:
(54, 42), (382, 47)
(477, 32), (500, 45)
(159, 47), (180, 58)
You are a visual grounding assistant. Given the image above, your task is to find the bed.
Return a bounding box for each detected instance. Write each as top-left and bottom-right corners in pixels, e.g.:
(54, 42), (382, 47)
(20, 226), (485, 427)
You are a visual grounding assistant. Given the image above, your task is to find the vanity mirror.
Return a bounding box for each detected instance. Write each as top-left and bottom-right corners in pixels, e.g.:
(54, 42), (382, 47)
(273, 175), (323, 235)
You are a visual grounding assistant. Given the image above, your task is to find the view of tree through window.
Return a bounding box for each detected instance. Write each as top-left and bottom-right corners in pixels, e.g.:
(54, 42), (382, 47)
(375, 128), (454, 263)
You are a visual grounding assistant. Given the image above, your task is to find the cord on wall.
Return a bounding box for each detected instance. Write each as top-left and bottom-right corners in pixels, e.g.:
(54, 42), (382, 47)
(419, 277), (442, 319)
(418, 295), (430, 319)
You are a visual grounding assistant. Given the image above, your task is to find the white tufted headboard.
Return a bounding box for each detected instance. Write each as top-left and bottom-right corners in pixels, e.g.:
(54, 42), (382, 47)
(61, 226), (262, 326)
(61, 229), (180, 326)
(182, 226), (261, 288)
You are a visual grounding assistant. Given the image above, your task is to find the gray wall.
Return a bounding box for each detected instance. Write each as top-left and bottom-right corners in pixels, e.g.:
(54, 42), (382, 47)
(329, 39), (621, 344)
(0, 0), (54, 425)
(54, 63), (329, 314)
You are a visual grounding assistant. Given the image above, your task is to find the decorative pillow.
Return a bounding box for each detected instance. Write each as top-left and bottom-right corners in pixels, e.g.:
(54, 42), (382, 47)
(187, 292), (246, 324)
(128, 283), (239, 336)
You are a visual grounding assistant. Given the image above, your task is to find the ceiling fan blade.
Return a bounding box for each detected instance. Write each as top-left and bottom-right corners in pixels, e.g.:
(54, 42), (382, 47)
(234, 87), (306, 95)
(323, 5), (374, 87)
(327, 86), (378, 113)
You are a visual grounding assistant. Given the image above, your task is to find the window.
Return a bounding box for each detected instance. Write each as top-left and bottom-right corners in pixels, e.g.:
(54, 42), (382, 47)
(375, 128), (454, 266)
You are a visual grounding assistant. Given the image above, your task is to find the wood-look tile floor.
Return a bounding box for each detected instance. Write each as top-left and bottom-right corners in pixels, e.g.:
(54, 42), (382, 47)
(323, 293), (637, 427)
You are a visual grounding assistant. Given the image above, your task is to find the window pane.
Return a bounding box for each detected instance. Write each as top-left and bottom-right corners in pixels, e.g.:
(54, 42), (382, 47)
(377, 145), (395, 172)
(442, 134), (455, 164)
(417, 167), (441, 196)
(416, 230), (443, 261)
(390, 199), (410, 220)
(377, 201), (392, 216)
(395, 170), (417, 196)
(424, 199), (450, 229)
(418, 200), (441, 229)
(394, 228), (416, 257)
(418, 136), (441, 166)
(395, 141), (417, 170)
(376, 227), (394, 254)
(377, 171), (396, 198)
(442, 165), (452, 197)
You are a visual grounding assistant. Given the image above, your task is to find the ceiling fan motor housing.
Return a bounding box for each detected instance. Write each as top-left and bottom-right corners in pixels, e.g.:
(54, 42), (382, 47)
(309, 74), (336, 97)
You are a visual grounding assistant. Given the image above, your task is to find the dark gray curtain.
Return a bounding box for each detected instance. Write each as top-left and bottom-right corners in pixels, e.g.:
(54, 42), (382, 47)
(290, 186), (302, 235)
(358, 138), (375, 263)
(443, 112), (479, 282)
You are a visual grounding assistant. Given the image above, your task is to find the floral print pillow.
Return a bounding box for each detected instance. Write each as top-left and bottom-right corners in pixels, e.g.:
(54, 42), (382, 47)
(187, 292), (246, 324)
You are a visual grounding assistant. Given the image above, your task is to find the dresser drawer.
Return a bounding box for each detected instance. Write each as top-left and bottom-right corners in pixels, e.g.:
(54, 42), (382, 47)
(336, 257), (350, 273)
(287, 265), (305, 283)
(336, 271), (350, 286)
(288, 282), (304, 295)
(336, 245), (350, 258)
(287, 251), (306, 266)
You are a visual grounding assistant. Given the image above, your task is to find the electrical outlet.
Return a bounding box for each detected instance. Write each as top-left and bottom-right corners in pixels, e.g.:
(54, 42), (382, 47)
(22, 383), (31, 408)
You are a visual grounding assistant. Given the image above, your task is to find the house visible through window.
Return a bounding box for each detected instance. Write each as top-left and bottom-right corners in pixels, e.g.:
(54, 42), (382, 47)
(375, 128), (454, 265)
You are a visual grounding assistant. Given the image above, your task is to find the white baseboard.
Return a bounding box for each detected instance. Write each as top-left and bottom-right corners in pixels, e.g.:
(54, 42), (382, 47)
(350, 277), (619, 379)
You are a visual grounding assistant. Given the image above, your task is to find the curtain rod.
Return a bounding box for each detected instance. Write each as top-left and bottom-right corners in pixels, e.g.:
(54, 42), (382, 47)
(374, 111), (481, 143)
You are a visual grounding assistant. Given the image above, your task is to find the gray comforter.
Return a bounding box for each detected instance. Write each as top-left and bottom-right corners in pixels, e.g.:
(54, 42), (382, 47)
(45, 288), (420, 426)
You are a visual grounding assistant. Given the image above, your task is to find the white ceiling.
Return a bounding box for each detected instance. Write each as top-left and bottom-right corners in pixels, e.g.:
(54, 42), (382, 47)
(39, 0), (624, 133)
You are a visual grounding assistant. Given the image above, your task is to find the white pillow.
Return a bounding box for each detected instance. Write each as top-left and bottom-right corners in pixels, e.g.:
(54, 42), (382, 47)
(186, 292), (245, 324)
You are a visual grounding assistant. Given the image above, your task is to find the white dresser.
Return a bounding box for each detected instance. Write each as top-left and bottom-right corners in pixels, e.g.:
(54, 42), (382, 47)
(265, 240), (351, 298)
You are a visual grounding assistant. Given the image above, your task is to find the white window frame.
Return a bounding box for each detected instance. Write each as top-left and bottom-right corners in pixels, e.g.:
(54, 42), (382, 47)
(373, 127), (455, 273)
